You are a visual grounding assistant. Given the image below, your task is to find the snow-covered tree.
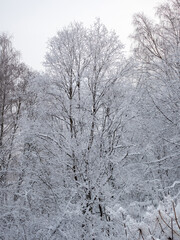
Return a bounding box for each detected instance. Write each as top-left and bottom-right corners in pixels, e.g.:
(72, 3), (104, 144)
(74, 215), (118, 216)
(1, 1), (180, 238)
(129, 0), (180, 202)
(21, 20), (134, 239)
(0, 33), (35, 239)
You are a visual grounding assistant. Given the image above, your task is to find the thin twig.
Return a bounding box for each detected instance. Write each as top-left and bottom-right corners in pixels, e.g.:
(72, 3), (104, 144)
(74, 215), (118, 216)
(172, 201), (180, 230)
(158, 210), (180, 237)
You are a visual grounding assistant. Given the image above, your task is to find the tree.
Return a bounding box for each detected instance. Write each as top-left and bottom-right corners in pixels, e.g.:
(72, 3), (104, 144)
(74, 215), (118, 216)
(23, 20), (134, 239)
(0, 34), (34, 239)
(131, 0), (180, 201)
(0, 34), (26, 202)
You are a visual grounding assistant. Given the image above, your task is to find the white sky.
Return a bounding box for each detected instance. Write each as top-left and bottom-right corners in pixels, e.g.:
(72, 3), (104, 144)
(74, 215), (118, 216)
(0, 0), (163, 71)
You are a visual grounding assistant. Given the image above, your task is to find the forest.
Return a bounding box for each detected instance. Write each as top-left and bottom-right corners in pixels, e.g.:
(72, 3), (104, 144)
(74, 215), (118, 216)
(0, 0), (180, 239)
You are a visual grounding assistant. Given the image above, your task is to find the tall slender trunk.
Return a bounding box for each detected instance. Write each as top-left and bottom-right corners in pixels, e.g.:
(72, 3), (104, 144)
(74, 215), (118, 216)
(0, 92), (5, 147)
(88, 93), (96, 151)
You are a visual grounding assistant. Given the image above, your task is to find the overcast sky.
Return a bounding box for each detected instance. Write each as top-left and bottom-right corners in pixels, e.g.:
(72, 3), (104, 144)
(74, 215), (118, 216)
(0, 0), (163, 71)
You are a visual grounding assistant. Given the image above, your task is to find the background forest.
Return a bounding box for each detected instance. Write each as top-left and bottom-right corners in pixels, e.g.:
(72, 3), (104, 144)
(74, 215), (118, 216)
(0, 0), (180, 239)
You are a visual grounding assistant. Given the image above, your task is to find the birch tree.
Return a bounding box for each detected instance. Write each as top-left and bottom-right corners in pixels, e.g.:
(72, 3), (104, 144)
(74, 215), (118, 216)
(0, 34), (34, 240)
(32, 20), (134, 239)
(131, 0), (180, 200)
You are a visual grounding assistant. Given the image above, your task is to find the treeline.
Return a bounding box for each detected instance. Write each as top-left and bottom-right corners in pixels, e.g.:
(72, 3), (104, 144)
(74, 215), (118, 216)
(0, 0), (180, 239)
